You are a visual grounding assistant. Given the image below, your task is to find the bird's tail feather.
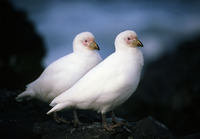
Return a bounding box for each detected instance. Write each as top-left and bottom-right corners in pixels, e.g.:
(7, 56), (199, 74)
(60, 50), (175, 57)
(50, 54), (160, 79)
(15, 90), (35, 102)
(47, 103), (70, 115)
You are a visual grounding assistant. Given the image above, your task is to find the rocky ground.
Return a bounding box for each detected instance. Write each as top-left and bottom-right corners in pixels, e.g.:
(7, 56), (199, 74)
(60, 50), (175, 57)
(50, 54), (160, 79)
(0, 90), (174, 139)
(0, 90), (199, 139)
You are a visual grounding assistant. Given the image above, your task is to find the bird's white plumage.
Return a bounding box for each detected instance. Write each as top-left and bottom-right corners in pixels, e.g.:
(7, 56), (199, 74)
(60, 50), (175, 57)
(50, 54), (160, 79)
(47, 30), (144, 115)
(16, 32), (102, 103)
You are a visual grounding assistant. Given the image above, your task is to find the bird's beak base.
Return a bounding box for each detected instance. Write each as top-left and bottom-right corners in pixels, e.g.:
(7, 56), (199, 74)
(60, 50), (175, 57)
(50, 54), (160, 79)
(90, 42), (100, 50)
(132, 39), (143, 47)
(136, 39), (143, 47)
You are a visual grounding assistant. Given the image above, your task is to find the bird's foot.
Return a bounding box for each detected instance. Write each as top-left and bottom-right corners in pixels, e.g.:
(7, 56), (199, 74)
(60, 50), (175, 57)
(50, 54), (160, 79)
(112, 120), (131, 128)
(54, 116), (70, 124)
(102, 121), (132, 131)
(111, 112), (131, 128)
(53, 113), (70, 124)
(73, 119), (83, 127)
(103, 124), (115, 131)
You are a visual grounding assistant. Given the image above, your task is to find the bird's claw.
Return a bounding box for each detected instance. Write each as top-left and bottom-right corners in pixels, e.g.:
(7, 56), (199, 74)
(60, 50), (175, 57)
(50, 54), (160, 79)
(73, 120), (83, 127)
(54, 116), (70, 124)
(53, 113), (70, 124)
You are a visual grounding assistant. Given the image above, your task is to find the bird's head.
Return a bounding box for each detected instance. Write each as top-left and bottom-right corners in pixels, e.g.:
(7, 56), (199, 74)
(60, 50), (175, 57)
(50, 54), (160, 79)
(73, 32), (100, 52)
(115, 30), (143, 51)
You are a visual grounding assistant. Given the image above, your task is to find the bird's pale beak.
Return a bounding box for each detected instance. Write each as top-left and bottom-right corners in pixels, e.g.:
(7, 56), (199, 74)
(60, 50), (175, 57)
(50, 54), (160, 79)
(90, 42), (100, 50)
(132, 39), (143, 47)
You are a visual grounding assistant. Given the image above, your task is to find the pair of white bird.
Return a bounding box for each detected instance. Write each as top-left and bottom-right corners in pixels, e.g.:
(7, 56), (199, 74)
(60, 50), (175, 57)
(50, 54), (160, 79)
(16, 30), (144, 130)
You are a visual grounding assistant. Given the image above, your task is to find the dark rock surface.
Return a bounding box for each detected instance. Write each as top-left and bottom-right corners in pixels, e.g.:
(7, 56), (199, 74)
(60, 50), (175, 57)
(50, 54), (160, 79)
(1, 90), (200, 139)
(0, 90), (178, 139)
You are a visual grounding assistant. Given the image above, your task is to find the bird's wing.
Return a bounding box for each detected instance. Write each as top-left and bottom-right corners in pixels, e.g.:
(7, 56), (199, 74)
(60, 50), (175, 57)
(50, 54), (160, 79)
(26, 53), (81, 96)
(50, 53), (127, 105)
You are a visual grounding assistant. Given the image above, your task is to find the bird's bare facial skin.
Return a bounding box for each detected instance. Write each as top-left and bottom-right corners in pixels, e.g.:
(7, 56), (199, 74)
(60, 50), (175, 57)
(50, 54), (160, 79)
(125, 36), (135, 44)
(82, 38), (100, 50)
(81, 38), (90, 46)
(125, 36), (143, 47)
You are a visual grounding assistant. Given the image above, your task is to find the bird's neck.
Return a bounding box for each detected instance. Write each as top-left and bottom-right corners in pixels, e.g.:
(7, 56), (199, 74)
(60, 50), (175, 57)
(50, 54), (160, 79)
(75, 48), (99, 57)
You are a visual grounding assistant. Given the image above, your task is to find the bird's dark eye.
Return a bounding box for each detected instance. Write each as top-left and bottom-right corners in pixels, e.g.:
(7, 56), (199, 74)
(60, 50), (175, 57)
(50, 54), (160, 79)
(85, 40), (88, 42)
(128, 38), (130, 40)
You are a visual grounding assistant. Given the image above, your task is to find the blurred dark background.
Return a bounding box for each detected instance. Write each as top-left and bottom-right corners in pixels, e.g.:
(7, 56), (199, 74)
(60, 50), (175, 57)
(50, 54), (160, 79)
(0, 0), (200, 137)
(0, 0), (45, 89)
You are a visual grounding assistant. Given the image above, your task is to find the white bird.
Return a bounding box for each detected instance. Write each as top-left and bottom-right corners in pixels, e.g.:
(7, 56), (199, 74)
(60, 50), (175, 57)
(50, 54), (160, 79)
(15, 32), (102, 124)
(47, 30), (144, 130)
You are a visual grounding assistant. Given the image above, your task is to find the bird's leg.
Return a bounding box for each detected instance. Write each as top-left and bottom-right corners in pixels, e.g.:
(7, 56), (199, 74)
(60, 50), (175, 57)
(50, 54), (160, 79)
(110, 111), (131, 128)
(101, 113), (114, 131)
(73, 110), (82, 127)
(111, 111), (124, 125)
(53, 112), (70, 124)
